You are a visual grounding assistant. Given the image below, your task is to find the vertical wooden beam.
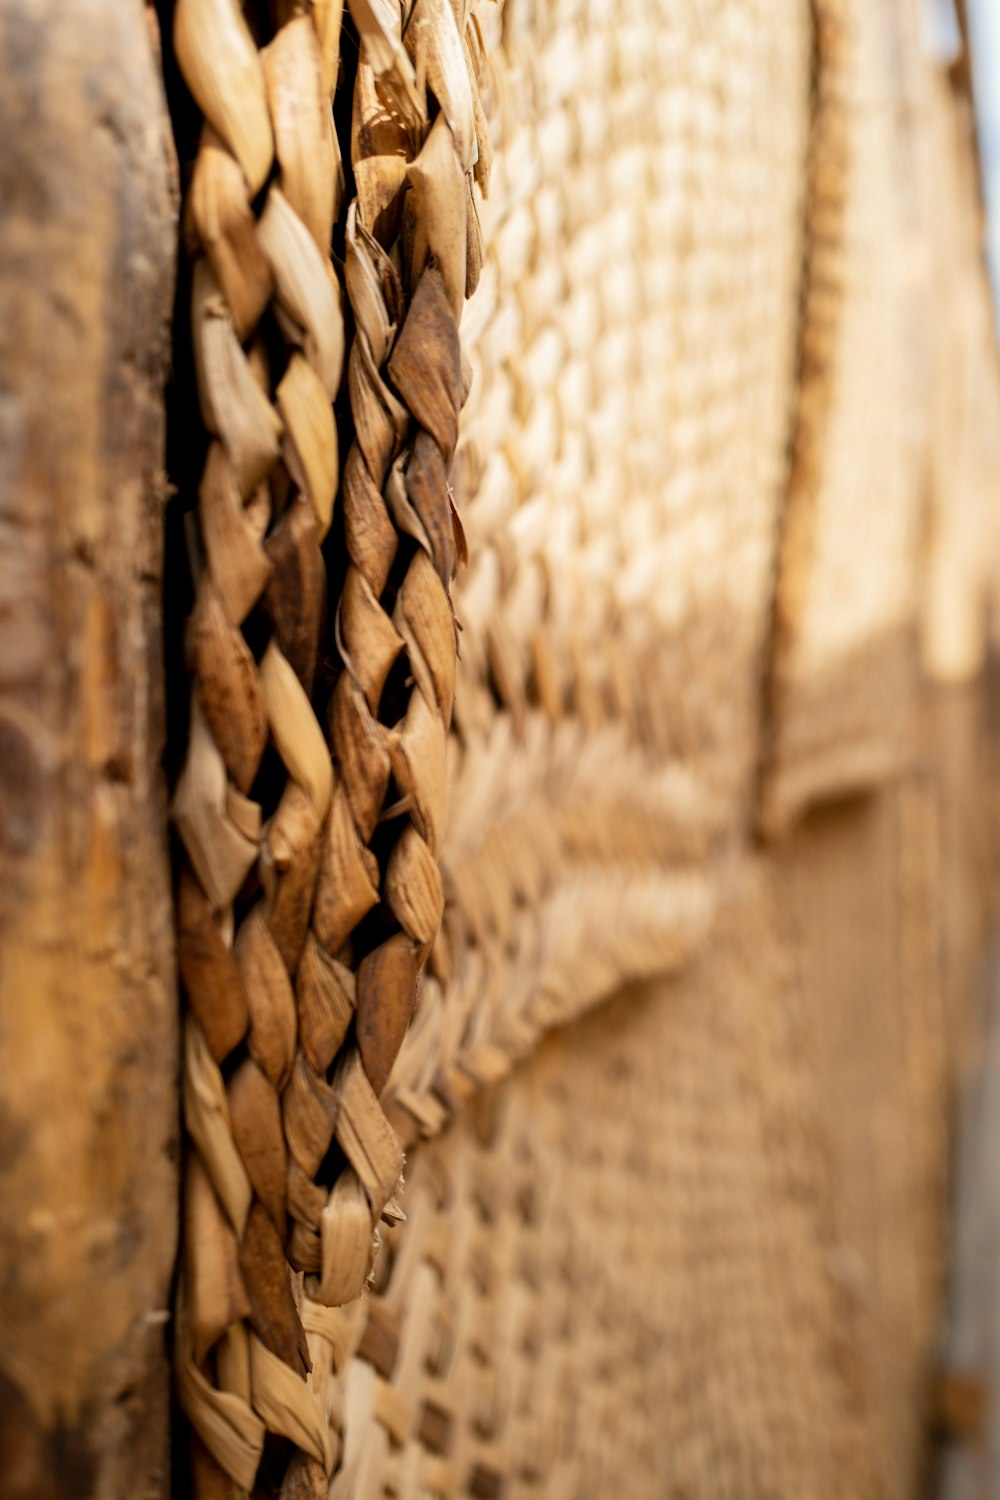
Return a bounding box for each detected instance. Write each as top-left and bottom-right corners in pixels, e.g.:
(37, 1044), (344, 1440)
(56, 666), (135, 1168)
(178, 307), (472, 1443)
(0, 4), (178, 1496)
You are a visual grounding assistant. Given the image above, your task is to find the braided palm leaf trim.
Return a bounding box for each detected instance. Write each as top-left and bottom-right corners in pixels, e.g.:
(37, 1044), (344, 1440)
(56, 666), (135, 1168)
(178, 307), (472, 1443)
(170, 0), (347, 1488)
(168, 0), (490, 1489)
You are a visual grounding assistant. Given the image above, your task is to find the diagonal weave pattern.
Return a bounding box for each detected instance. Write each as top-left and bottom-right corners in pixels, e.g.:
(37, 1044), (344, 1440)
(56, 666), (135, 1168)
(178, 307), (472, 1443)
(380, 0), (810, 1145)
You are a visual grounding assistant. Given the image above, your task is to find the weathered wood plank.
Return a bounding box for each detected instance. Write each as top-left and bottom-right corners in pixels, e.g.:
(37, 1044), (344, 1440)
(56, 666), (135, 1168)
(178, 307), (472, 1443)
(0, 4), (177, 1496)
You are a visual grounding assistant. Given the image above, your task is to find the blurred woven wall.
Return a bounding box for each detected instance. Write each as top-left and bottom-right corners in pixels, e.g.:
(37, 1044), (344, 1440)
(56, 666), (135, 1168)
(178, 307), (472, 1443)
(326, 1), (1000, 1497)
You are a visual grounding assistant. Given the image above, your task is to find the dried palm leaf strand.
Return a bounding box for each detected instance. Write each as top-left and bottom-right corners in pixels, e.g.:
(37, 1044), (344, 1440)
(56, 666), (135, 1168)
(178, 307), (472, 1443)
(279, 0), (491, 1327)
(169, 1), (347, 1492)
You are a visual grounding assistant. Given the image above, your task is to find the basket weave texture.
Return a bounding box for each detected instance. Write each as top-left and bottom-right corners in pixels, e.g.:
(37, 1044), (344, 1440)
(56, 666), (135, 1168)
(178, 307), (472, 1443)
(160, 0), (1000, 1491)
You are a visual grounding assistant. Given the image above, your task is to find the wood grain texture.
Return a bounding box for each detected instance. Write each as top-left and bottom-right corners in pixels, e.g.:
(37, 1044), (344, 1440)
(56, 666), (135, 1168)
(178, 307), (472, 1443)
(0, 4), (177, 1496)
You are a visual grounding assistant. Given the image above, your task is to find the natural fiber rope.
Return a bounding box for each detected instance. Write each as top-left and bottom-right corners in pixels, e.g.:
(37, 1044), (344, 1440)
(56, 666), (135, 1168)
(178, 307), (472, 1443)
(267, 5), (495, 1485)
(307, 0), (480, 1288)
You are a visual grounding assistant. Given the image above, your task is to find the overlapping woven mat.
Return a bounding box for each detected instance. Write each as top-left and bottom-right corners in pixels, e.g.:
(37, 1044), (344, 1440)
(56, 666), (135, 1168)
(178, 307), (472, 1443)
(156, 0), (957, 1490)
(760, 0), (930, 835)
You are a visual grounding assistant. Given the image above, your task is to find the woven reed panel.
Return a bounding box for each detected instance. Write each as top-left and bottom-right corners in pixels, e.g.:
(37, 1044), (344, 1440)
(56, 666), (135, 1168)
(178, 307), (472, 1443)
(760, 0), (929, 835)
(328, 779), (953, 1499)
(156, 0), (999, 1490)
(382, 0), (812, 1138)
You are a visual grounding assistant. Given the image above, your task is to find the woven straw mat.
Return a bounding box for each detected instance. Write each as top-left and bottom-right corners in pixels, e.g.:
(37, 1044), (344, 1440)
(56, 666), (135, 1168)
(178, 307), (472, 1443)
(155, 0), (961, 1493)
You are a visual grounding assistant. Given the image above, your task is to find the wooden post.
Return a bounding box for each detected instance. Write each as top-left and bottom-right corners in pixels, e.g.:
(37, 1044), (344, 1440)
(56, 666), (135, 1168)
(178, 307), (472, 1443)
(0, 4), (178, 1495)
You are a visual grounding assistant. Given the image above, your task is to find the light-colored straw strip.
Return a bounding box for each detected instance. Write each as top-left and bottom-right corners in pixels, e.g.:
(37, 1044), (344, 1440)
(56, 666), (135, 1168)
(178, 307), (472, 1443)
(759, 0), (928, 835)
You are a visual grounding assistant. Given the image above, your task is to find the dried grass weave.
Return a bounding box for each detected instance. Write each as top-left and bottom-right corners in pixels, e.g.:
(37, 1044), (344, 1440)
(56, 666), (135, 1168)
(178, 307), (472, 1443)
(155, 0), (963, 1491)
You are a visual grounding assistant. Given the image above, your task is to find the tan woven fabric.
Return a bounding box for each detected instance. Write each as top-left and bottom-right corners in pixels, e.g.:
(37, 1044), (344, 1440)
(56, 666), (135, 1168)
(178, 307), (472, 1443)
(170, 5), (810, 1474)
